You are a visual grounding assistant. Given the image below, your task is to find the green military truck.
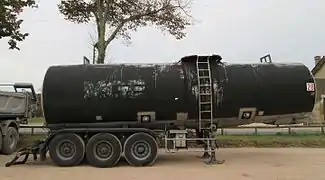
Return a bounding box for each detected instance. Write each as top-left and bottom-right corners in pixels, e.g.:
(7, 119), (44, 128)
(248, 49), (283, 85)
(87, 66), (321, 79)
(0, 83), (37, 155)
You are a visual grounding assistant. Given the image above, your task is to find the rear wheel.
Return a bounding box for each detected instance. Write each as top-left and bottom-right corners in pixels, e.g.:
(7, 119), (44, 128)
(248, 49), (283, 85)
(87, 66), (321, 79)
(86, 133), (122, 168)
(123, 132), (158, 166)
(49, 133), (85, 167)
(1, 127), (19, 155)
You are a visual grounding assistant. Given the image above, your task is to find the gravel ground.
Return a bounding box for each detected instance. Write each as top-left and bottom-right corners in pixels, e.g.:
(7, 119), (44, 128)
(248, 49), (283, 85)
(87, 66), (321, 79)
(0, 148), (324, 180)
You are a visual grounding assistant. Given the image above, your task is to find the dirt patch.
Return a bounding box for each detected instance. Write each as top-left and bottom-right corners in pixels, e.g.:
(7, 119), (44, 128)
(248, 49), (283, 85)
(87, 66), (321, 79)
(0, 148), (325, 180)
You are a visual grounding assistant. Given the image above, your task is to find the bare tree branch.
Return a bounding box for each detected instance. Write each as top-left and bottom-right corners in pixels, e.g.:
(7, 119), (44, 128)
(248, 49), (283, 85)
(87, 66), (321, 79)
(58, 0), (194, 64)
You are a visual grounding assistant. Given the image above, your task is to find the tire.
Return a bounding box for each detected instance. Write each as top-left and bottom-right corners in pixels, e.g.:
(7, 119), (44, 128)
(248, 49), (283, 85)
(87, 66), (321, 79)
(49, 133), (85, 167)
(1, 127), (19, 155)
(123, 132), (158, 166)
(86, 133), (122, 168)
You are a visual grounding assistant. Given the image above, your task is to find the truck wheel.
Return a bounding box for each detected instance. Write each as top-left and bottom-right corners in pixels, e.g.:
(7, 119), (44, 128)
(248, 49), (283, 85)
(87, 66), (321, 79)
(49, 133), (85, 167)
(1, 127), (19, 155)
(123, 132), (158, 166)
(86, 133), (122, 168)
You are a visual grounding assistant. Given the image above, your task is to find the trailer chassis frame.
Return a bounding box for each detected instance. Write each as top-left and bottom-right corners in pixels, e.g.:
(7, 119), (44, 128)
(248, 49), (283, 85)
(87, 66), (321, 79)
(5, 127), (225, 167)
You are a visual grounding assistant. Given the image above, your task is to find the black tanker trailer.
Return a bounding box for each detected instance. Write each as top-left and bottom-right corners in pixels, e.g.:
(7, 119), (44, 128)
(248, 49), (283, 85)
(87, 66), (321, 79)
(5, 54), (316, 168)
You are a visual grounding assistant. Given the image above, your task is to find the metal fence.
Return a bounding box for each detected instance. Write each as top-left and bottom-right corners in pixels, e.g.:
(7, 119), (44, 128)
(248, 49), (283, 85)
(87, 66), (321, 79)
(19, 124), (325, 136)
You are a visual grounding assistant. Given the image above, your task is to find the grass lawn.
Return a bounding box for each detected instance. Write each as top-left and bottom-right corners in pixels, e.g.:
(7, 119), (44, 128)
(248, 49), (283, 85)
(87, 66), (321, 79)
(216, 134), (325, 148)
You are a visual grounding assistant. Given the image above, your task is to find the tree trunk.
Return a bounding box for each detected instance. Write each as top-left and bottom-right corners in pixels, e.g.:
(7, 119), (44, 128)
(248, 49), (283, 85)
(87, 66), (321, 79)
(96, 0), (107, 64)
(96, 39), (106, 64)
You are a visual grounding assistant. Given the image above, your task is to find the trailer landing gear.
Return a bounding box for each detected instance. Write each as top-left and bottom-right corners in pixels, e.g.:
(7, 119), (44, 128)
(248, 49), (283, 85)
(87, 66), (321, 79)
(197, 151), (210, 159)
(196, 144), (211, 159)
(197, 130), (225, 165)
(5, 140), (44, 167)
(204, 151), (225, 165)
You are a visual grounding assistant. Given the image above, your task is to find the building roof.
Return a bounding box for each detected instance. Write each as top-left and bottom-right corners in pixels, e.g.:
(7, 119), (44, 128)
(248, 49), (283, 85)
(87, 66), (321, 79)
(312, 56), (325, 75)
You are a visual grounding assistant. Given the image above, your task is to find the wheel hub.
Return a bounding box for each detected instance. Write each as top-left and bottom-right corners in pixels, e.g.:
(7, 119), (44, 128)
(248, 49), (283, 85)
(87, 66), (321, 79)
(133, 141), (150, 159)
(59, 141), (76, 158)
(137, 146), (145, 154)
(94, 141), (113, 159)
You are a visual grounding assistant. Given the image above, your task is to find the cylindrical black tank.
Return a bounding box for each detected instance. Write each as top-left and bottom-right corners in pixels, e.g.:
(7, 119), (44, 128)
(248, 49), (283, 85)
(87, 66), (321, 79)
(41, 55), (316, 125)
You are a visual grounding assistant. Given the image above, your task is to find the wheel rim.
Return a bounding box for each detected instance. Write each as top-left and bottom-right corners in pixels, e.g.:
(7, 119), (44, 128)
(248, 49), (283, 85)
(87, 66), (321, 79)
(131, 140), (151, 161)
(56, 140), (76, 160)
(93, 140), (114, 160)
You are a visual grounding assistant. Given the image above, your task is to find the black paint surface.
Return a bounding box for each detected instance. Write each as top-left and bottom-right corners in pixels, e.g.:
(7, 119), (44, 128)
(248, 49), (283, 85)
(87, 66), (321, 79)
(42, 55), (315, 125)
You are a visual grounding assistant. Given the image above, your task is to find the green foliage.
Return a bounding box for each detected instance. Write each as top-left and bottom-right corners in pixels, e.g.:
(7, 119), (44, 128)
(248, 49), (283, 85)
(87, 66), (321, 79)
(0, 0), (37, 50)
(58, 0), (194, 64)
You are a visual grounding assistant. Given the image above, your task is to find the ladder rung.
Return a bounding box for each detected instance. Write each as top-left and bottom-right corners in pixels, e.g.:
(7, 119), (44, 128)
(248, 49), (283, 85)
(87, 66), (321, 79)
(200, 101), (212, 104)
(200, 92), (211, 95)
(198, 61), (208, 64)
(198, 69), (209, 71)
(200, 103), (212, 106)
(200, 110), (211, 113)
(199, 84), (210, 87)
(199, 76), (210, 79)
(200, 94), (211, 96)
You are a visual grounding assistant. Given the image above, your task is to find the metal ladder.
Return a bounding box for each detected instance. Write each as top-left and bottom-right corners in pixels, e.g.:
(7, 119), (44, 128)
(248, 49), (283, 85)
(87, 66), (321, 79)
(196, 56), (213, 131)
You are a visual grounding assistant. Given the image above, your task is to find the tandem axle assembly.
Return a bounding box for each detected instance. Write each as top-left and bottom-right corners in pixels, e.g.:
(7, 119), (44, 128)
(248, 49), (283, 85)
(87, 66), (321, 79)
(5, 128), (225, 167)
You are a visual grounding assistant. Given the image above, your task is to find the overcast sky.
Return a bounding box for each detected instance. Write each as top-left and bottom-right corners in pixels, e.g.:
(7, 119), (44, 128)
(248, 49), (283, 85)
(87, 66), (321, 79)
(1, 0), (325, 90)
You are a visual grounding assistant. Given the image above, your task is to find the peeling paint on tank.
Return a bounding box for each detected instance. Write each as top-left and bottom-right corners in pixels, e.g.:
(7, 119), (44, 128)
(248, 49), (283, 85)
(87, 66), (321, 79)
(152, 67), (158, 88)
(151, 64), (175, 89)
(191, 85), (198, 97)
(157, 64), (174, 73)
(249, 64), (262, 82)
(213, 80), (224, 107)
(219, 63), (229, 83)
(272, 63), (303, 68)
(179, 69), (184, 79)
(183, 65), (197, 96)
(120, 65), (124, 80)
(84, 80), (112, 99)
(212, 63), (228, 108)
(84, 79), (146, 99)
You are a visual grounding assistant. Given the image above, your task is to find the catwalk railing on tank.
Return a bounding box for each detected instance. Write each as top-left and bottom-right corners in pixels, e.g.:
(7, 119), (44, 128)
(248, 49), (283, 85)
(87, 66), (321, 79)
(19, 124), (325, 136)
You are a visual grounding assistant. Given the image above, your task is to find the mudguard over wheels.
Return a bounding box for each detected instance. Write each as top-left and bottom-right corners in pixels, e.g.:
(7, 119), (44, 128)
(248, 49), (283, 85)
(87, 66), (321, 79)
(123, 132), (158, 166)
(48, 133), (85, 167)
(1, 127), (19, 155)
(86, 133), (122, 168)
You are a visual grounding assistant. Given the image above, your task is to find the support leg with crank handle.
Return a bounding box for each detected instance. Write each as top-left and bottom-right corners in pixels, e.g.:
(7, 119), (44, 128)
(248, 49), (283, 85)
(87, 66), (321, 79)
(199, 146), (211, 159)
(5, 140), (44, 167)
(204, 131), (225, 165)
(196, 144), (211, 159)
(197, 130), (211, 159)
